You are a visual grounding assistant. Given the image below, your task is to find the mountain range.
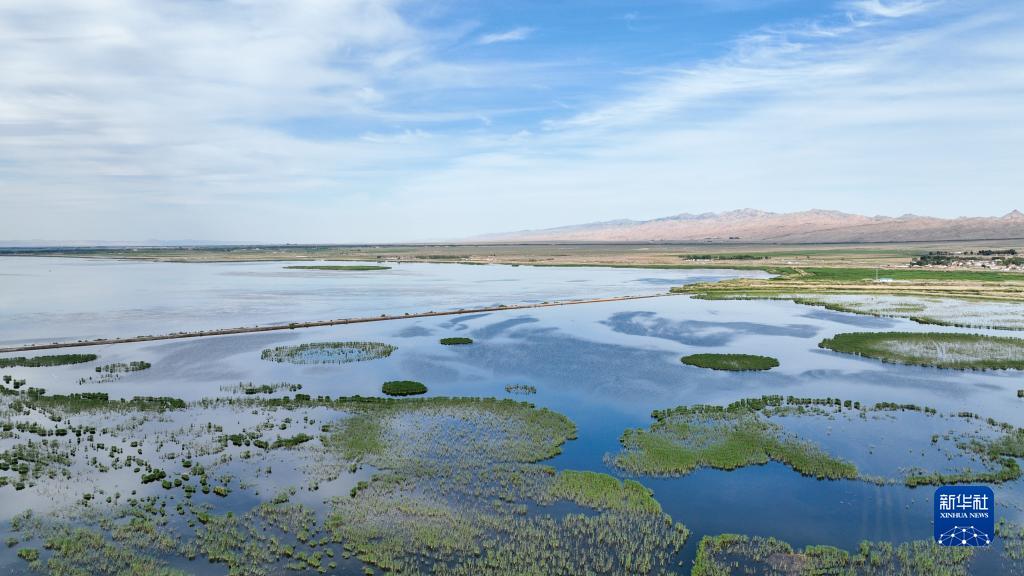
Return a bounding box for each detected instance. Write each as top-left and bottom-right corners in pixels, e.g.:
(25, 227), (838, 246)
(474, 209), (1024, 243)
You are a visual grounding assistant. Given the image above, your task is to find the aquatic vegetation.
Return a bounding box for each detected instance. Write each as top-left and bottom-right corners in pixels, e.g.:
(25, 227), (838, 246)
(15, 522), (188, 575)
(188, 502), (336, 574)
(319, 397), (687, 575)
(819, 332), (1024, 370)
(440, 337), (473, 345)
(219, 381), (303, 395)
(505, 383), (537, 395)
(997, 520), (1024, 567)
(21, 390), (186, 414)
(95, 361), (151, 373)
(547, 470), (662, 513)
(328, 489), (687, 575)
(78, 360), (151, 384)
(680, 353), (780, 371)
(673, 272), (1024, 331)
(381, 380), (427, 396)
(904, 424), (1024, 486)
(692, 533), (973, 576)
(260, 341), (396, 365)
(796, 295), (1024, 331)
(322, 397), (577, 466)
(283, 265), (391, 271)
(0, 354), (97, 368)
(270, 433), (314, 449)
(3, 394), (687, 575)
(614, 397), (857, 480)
(615, 395), (1024, 488)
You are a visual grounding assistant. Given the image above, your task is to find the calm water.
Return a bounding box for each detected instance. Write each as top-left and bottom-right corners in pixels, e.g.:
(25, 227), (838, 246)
(0, 256), (767, 345)
(1, 258), (1020, 574)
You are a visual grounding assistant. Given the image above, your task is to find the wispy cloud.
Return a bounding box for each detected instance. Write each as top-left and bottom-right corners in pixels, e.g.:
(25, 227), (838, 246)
(544, 0), (944, 131)
(845, 0), (933, 18)
(398, 2), (1024, 236)
(0, 0), (1020, 242)
(477, 27), (534, 45)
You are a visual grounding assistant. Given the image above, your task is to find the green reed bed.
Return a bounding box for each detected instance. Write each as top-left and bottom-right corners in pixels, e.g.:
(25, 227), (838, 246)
(997, 520), (1024, 567)
(0, 377), (192, 492)
(77, 360), (152, 384)
(84, 388), (1024, 573)
(547, 470), (662, 514)
(819, 332), (1024, 370)
(317, 398), (687, 575)
(0, 354), (97, 368)
(269, 433), (314, 449)
(18, 390), (185, 414)
(381, 380), (427, 396)
(322, 397), (577, 467)
(440, 337), (473, 345)
(2, 394), (688, 576)
(904, 424), (1024, 487)
(692, 533), (973, 576)
(219, 382), (303, 395)
(680, 353), (779, 371)
(95, 361), (150, 374)
(790, 295), (1024, 331)
(614, 406), (857, 480)
(260, 341), (396, 365)
(614, 394), (1024, 488)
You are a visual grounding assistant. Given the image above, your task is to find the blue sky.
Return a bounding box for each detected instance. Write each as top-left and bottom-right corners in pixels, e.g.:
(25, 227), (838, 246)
(1, 0), (1022, 242)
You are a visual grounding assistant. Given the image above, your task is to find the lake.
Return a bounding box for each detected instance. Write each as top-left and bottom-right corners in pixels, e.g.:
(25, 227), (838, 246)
(0, 258), (1020, 574)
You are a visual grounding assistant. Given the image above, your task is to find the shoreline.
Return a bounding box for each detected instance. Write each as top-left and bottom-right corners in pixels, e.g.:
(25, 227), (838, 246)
(0, 293), (672, 354)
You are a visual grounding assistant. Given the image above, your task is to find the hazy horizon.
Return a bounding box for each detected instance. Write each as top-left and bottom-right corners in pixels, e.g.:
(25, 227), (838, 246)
(3, 206), (1024, 246)
(3, 0), (1023, 243)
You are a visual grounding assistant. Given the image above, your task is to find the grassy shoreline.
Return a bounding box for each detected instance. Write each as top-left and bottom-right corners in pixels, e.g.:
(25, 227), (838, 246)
(283, 265), (391, 271)
(819, 332), (1024, 370)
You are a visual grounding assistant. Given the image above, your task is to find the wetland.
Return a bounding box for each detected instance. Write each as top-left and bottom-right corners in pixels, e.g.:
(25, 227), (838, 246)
(1, 256), (1023, 575)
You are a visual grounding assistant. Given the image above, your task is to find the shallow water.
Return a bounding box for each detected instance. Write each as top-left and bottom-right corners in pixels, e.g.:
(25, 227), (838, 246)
(1, 258), (1021, 574)
(0, 256), (767, 345)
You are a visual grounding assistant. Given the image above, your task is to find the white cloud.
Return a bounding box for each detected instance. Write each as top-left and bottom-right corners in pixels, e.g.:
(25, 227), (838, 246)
(477, 27), (534, 45)
(0, 0), (1021, 242)
(388, 4), (1024, 238)
(845, 0), (933, 18)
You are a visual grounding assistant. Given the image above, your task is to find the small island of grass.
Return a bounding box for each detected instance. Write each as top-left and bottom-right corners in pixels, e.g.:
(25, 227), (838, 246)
(261, 342), (396, 365)
(681, 353), (779, 371)
(284, 265), (391, 271)
(382, 380), (427, 396)
(440, 337), (473, 346)
(613, 397), (857, 480)
(818, 332), (1024, 370)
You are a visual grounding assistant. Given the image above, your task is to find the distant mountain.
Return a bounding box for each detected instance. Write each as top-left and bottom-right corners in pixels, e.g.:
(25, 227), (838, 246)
(474, 209), (1024, 243)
